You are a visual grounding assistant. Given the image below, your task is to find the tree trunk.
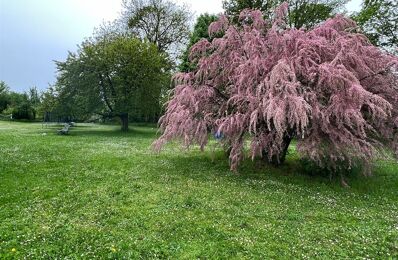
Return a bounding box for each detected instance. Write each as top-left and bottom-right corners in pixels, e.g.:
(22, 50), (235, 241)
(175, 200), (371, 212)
(263, 134), (292, 166)
(120, 113), (129, 132)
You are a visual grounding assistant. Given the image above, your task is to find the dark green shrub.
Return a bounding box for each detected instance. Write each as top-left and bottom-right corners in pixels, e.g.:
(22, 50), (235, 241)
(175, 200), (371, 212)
(12, 103), (36, 120)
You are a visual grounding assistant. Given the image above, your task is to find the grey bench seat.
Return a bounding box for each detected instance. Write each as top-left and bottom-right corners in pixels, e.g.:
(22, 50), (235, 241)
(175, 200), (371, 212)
(57, 124), (70, 135)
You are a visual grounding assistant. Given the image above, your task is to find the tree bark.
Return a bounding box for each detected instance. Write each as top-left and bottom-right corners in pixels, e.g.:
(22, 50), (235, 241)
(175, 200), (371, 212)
(263, 134), (292, 166)
(120, 113), (129, 132)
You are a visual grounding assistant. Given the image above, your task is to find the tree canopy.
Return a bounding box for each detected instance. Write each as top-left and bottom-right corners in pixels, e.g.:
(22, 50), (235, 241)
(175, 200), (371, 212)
(0, 81), (41, 120)
(353, 0), (397, 53)
(43, 0), (192, 127)
(0, 81), (10, 113)
(55, 36), (168, 131)
(223, 0), (278, 19)
(154, 3), (398, 176)
(179, 14), (219, 72)
(122, 0), (192, 57)
(223, 0), (347, 28)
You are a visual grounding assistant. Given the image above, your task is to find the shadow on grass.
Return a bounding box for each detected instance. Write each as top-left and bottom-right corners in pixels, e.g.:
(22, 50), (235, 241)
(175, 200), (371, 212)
(43, 124), (108, 129)
(41, 123), (158, 139)
(69, 127), (158, 139)
(40, 121), (398, 195)
(152, 149), (398, 196)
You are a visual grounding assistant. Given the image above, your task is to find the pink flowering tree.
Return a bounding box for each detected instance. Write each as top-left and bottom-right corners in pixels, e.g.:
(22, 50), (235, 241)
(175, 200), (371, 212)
(154, 3), (398, 175)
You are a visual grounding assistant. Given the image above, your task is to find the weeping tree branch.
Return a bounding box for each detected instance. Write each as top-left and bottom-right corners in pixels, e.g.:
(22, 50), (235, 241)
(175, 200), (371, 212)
(359, 63), (396, 82)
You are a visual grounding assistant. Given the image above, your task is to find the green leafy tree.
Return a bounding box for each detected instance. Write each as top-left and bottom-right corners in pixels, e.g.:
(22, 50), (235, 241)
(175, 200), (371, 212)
(353, 0), (397, 53)
(223, 0), (347, 28)
(223, 0), (278, 19)
(0, 81), (10, 113)
(28, 87), (40, 107)
(11, 103), (35, 120)
(122, 0), (192, 57)
(27, 86), (41, 119)
(55, 50), (96, 122)
(0, 81), (38, 120)
(5, 92), (35, 120)
(286, 0), (345, 28)
(38, 87), (59, 122)
(179, 14), (219, 72)
(55, 36), (168, 131)
(0, 81), (8, 94)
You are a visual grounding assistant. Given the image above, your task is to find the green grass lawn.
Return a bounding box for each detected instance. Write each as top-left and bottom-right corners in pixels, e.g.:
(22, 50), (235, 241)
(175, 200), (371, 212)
(0, 121), (397, 258)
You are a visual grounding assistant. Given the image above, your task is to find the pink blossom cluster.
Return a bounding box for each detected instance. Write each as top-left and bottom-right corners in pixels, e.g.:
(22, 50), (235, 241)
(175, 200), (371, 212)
(154, 3), (398, 172)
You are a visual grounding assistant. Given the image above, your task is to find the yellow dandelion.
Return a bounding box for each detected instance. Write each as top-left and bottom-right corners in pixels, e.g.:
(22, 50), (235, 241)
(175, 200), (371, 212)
(11, 248), (16, 252)
(111, 246), (117, 252)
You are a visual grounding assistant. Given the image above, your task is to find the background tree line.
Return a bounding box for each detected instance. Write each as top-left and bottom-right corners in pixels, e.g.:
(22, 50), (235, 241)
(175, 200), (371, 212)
(0, 81), (41, 120)
(2, 0), (396, 129)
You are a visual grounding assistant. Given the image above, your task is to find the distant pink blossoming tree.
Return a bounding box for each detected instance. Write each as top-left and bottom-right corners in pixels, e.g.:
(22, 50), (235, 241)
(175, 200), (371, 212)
(154, 3), (398, 174)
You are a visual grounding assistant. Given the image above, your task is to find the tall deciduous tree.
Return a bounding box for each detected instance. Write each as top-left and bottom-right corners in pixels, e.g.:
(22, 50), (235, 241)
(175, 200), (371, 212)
(0, 81), (10, 113)
(38, 87), (59, 122)
(154, 4), (398, 176)
(0, 81), (8, 94)
(223, 0), (347, 28)
(27, 86), (41, 119)
(179, 14), (219, 72)
(353, 0), (397, 54)
(223, 0), (278, 19)
(56, 36), (168, 131)
(286, 0), (346, 28)
(121, 0), (192, 57)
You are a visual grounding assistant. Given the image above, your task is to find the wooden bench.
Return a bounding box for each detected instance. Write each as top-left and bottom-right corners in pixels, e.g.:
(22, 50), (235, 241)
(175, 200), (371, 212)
(57, 123), (70, 135)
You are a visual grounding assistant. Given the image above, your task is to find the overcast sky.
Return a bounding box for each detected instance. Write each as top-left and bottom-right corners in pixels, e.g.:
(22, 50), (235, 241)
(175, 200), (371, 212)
(0, 0), (361, 92)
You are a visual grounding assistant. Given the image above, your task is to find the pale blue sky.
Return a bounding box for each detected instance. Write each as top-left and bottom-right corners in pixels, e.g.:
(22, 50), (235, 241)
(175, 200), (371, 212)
(0, 0), (362, 92)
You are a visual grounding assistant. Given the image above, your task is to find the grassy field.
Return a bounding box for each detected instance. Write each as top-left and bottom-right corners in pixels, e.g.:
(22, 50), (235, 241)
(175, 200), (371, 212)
(0, 121), (397, 258)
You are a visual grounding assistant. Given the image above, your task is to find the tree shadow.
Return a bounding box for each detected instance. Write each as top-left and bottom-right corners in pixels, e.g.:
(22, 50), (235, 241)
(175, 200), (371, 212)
(68, 127), (159, 140)
(151, 149), (398, 196)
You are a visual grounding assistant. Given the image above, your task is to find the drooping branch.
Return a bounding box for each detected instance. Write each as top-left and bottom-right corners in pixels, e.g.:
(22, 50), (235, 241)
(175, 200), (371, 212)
(154, 4), (398, 173)
(359, 63), (396, 82)
(206, 85), (229, 101)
